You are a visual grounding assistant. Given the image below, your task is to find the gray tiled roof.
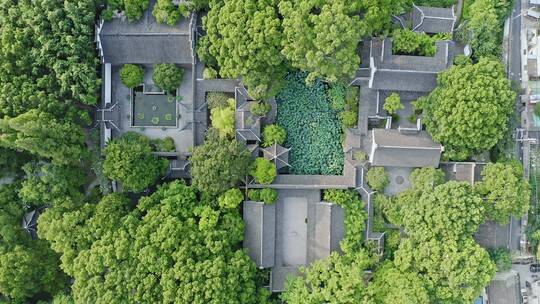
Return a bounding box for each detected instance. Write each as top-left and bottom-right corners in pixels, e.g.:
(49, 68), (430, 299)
(412, 5), (456, 34)
(262, 144), (290, 170)
(98, 0), (193, 64)
(236, 102), (261, 142)
(243, 201), (276, 268)
(371, 70), (438, 92)
(369, 129), (443, 167)
(310, 202), (344, 262)
(368, 38), (454, 92)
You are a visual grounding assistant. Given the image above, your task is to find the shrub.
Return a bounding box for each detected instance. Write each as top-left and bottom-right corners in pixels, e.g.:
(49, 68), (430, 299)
(250, 157), (277, 184)
(259, 188), (278, 204)
(153, 64), (184, 93)
(345, 86), (359, 113)
(488, 249), (512, 271)
(164, 113), (173, 121)
(454, 55), (472, 66)
(210, 98), (236, 138)
(535, 103), (540, 117)
(354, 151), (367, 161)
(120, 64), (144, 88)
(152, 0), (185, 25)
(251, 102), (271, 116)
(137, 113), (144, 120)
(327, 83), (346, 111)
(366, 167), (389, 192)
(276, 72), (344, 175)
(151, 117), (160, 125)
(203, 67), (218, 79)
(323, 189), (367, 254)
(248, 188), (278, 204)
(206, 92), (230, 109)
(218, 188), (244, 209)
(340, 111), (357, 128)
(392, 29), (436, 57)
(151, 137), (176, 152)
(383, 93), (404, 115)
(262, 124), (286, 147)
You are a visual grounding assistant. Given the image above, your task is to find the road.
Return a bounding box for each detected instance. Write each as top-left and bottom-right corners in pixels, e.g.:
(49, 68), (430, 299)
(508, 0), (525, 254)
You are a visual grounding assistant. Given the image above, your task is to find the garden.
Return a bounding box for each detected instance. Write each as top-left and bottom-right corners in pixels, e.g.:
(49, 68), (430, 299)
(120, 63), (184, 128)
(276, 72), (351, 175)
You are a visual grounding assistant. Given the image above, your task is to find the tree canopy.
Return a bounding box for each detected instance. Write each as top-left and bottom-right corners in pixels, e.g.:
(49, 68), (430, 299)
(401, 181), (485, 241)
(103, 132), (169, 192)
(0, 110), (86, 165)
(190, 128), (252, 195)
(0, 0), (100, 119)
(476, 161), (531, 224)
(394, 237), (495, 304)
(199, 0), (286, 98)
(279, 0), (409, 83)
(282, 251), (375, 304)
(0, 184), (67, 301)
(365, 262), (429, 304)
(421, 58), (515, 160)
(39, 181), (267, 303)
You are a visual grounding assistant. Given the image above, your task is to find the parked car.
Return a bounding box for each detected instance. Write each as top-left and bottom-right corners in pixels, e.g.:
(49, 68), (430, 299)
(522, 288), (529, 304)
(530, 264), (540, 272)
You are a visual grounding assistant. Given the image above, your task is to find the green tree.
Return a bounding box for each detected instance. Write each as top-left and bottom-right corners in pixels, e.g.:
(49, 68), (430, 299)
(366, 167), (389, 192)
(103, 132), (169, 192)
(282, 250), (375, 304)
(409, 167), (446, 191)
(383, 93), (404, 115)
(394, 237), (496, 304)
(476, 161), (531, 224)
(120, 64), (144, 88)
(279, 0), (409, 83)
(40, 181), (267, 303)
(262, 124), (286, 147)
(0, 110), (86, 165)
(366, 262), (429, 304)
(488, 248), (512, 271)
(104, 0), (149, 22)
(152, 64), (184, 93)
(0, 0), (100, 118)
(19, 162), (84, 207)
(198, 0), (286, 98)
(421, 58), (515, 160)
(250, 157), (277, 185)
(0, 147), (32, 179)
(218, 188), (244, 209)
(323, 189), (367, 254)
(248, 188), (278, 205)
(467, 0), (510, 59)
(206, 92), (230, 109)
(210, 98), (236, 138)
(392, 29), (436, 57)
(0, 185), (67, 301)
(401, 181), (485, 241)
(190, 128), (252, 195)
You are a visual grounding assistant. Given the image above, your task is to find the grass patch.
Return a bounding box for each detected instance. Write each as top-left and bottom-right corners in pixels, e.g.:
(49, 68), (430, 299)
(276, 72), (344, 175)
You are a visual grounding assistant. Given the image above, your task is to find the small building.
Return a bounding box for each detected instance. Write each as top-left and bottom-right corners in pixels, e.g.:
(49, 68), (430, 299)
(367, 38), (454, 93)
(412, 4), (456, 34)
(262, 143), (291, 171)
(368, 128), (443, 168)
(243, 201), (276, 269)
(486, 270), (521, 304)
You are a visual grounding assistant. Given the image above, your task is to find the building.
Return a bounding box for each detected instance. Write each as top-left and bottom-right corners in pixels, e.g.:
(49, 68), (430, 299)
(412, 5), (457, 34)
(369, 129), (443, 168)
(96, 0), (199, 177)
(243, 190), (345, 292)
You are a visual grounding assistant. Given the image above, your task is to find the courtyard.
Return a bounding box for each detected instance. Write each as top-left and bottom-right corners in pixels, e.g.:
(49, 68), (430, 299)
(132, 89), (178, 127)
